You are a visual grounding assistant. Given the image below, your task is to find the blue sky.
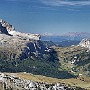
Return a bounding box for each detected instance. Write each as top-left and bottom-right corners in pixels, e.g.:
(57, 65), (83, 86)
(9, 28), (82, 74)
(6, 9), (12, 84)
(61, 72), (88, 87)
(0, 0), (90, 35)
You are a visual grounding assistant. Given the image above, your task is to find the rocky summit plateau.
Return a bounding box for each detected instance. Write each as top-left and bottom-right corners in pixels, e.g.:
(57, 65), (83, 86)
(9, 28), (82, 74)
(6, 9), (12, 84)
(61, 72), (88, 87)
(0, 19), (41, 40)
(0, 19), (52, 60)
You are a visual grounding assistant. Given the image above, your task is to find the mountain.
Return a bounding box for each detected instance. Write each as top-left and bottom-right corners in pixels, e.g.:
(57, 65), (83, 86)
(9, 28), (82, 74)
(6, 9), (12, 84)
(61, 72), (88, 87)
(52, 39), (90, 77)
(0, 19), (90, 89)
(62, 32), (90, 41)
(0, 19), (51, 60)
(79, 38), (90, 49)
(0, 19), (76, 79)
(42, 32), (90, 41)
(41, 32), (90, 47)
(0, 19), (41, 40)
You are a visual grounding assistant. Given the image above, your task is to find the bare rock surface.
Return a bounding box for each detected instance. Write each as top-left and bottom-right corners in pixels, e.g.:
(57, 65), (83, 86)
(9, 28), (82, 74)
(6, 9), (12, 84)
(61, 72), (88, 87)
(0, 19), (51, 60)
(0, 72), (78, 90)
(79, 38), (90, 49)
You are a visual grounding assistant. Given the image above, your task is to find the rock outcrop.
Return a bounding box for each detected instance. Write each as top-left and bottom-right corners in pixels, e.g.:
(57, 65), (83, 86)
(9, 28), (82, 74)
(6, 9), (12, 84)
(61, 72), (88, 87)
(0, 19), (15, 32)
(0, 73), (82, 90)
(79, 38), (90, 49)
(0, 19), (51, 60)
(0, 22), (10, 35)
(0, 19), (40, 40)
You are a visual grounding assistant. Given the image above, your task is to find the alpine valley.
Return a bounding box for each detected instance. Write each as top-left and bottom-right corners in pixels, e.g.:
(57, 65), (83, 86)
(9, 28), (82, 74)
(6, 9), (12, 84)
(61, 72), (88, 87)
(0, 19), (90, 90)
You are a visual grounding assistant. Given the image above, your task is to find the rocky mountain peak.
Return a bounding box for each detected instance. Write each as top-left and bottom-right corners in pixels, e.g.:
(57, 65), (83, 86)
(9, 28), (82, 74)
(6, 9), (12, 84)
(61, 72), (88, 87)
(0, 19), (15, 32)
(79, 38), (90, 49)
(0, 19), (50, 60)
(0, 19), (14, 35)
(0, 19), (41, 40)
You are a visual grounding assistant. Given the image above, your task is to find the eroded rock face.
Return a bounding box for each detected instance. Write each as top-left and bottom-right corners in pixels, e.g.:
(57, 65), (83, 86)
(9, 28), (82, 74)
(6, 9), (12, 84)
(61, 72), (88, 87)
(0, 19), (40, 40)
(0, 19), (51, 60)
(79, 38), (90, 49)
(0, 33), (50, 60)
(0, 73), (78, 90)
(0, 23), (10, 35)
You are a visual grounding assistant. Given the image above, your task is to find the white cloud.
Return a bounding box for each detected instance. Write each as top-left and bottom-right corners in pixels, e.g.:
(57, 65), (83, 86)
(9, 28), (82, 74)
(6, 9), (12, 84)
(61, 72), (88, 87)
(40, 0), (90, 6)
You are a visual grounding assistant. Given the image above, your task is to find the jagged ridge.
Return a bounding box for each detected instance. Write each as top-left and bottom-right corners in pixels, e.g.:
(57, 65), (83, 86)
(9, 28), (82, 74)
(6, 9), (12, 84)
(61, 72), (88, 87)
(0, 19), (41, 40)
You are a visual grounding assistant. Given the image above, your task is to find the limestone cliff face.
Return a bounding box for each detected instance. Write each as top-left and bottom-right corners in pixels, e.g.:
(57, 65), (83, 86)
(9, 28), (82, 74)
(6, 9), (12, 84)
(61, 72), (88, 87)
(0, 19), (40, 40)
(79, 38), (90, 49)
(0, 19), (50, 60)
(0, 22), (10, 35)
(0, 73), (77, 90)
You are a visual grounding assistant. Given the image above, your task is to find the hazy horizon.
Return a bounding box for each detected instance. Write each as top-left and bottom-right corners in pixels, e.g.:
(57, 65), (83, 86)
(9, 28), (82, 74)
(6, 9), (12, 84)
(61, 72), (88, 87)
(0, 0), (90, 34)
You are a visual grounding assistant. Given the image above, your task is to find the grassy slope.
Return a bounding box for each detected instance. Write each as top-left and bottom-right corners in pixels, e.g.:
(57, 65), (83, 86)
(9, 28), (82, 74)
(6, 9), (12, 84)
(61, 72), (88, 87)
(14, 46), (90, 90)
(52, 46), (90, 76)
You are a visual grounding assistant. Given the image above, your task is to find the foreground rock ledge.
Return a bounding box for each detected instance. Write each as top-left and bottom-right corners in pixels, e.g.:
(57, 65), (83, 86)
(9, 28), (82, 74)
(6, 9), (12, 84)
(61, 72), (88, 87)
(0, 72), (85, 90)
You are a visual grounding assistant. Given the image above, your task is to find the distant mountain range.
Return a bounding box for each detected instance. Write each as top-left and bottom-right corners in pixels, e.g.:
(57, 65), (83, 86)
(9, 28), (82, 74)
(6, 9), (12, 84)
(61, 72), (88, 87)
(42, 32), (90, 41)
(41, 32), (90, 47)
